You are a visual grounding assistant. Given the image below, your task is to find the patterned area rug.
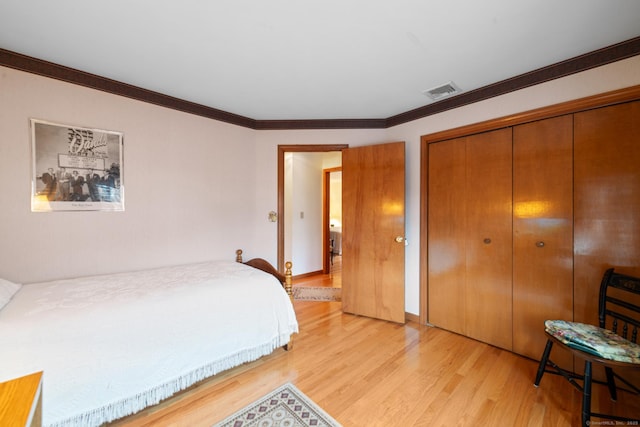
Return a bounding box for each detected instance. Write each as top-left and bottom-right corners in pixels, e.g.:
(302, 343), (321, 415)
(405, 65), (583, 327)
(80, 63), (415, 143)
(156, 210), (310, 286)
(213, 382), (342, 427)
(293, 287), (341, 302)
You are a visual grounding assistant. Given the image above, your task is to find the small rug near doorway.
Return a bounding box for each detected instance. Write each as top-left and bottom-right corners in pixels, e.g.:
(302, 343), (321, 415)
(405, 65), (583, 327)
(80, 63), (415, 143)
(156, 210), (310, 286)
(293, 287), (341, 302)
(212, 382), (342, 427)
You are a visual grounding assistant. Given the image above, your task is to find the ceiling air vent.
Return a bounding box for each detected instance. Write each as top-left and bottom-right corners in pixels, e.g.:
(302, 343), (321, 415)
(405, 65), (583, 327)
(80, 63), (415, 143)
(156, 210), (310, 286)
(422, 81), (462, 101)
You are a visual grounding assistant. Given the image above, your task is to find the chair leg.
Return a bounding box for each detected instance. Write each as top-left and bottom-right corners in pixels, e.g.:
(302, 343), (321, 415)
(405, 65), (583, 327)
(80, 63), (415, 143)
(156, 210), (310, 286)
(604, 366), (617, 401)
(582, 361), (592, 427)
(534, 339), (554, 387)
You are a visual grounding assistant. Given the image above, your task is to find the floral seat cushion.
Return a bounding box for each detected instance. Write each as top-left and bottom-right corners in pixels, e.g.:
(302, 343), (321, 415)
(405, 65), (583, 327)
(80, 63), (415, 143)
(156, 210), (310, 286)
(545, 320), (640, 364)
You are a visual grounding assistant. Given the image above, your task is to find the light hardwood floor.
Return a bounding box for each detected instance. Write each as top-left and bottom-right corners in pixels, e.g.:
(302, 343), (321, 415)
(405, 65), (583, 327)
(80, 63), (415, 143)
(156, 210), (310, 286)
(111, 261), (639, 426)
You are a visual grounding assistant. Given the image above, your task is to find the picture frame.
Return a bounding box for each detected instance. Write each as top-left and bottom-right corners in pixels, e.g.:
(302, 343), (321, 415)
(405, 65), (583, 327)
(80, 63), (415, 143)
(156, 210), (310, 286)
(30, 119), (124, 212)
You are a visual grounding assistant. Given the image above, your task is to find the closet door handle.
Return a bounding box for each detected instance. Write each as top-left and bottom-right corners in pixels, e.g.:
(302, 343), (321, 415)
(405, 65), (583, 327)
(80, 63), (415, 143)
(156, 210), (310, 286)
(483, 238), (492, 244)
(536, 241), (545, 248)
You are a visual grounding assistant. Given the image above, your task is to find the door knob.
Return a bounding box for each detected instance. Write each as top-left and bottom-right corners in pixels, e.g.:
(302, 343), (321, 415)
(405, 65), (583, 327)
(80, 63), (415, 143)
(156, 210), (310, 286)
(395, 236), (405, 243)
(536, 241), (545, 248)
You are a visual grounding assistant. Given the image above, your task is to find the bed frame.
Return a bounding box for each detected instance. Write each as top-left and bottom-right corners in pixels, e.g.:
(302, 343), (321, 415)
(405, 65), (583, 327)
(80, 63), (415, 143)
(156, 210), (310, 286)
(236, 249), (294, 350)
(0, 251), (297, 427)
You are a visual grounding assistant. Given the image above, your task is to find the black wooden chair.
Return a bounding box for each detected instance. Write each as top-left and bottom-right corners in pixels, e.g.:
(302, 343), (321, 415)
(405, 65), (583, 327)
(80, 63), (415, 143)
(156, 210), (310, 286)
(534, 268), (640, 426)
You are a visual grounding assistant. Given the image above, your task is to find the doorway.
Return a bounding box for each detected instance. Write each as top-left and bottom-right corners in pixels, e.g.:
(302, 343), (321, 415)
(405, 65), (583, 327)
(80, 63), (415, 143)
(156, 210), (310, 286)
(278, 142), (406, 324)
(277, 145), (348, 274)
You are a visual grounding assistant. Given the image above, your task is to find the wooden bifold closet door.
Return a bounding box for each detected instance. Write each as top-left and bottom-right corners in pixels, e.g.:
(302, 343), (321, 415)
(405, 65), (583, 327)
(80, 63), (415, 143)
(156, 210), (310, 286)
(512, 115), (574, 366)
(428, 117), (574, 358)
(428, 128), (513, 350)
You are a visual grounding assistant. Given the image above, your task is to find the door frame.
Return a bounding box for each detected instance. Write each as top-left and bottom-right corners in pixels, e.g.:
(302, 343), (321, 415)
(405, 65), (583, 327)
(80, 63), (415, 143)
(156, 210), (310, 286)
(323, 166), (342, 273)
(277, 144), (349, 272)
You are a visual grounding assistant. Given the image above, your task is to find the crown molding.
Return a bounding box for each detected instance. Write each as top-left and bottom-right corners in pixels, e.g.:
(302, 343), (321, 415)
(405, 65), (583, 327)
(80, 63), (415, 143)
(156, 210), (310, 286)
(0, 48), (256, 128)
(1, 36), (639, 130)
(387, 36), (640, 128)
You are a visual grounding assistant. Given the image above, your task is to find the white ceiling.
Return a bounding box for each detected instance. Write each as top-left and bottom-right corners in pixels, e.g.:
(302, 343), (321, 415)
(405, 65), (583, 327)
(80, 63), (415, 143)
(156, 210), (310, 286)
(1, 0), (639, 121)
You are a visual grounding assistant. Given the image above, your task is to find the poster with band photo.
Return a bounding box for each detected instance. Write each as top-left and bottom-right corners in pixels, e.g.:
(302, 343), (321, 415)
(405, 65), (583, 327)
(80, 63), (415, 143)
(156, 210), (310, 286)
(30, 119), (124, 212)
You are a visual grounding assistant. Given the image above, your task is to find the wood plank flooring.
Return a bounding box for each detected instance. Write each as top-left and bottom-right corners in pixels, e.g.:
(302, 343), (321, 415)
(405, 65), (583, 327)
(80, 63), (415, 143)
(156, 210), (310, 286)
(111, 260), (639, 426)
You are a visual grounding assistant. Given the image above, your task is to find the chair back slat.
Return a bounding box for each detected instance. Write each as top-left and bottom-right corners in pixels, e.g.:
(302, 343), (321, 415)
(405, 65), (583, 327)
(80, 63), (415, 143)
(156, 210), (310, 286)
(598, 268), (640, 344)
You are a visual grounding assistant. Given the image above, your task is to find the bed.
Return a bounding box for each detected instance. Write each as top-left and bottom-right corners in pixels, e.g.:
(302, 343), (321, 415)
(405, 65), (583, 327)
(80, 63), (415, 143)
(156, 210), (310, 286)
(0, 250), (298, 427)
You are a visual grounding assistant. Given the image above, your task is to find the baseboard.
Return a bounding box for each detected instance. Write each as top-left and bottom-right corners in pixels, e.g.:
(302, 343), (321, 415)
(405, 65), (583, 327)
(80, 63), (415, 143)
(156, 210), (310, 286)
(292, 270), (323, 280)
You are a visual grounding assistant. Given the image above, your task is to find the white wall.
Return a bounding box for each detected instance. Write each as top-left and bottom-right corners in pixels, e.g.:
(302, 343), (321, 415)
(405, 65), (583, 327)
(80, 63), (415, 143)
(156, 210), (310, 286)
(283, 153), (293, 265)
(0, 65), (258, 283)
(329, 171), (342, 227)
(2, 55), (640, 317)
(290, 153), (323, 274)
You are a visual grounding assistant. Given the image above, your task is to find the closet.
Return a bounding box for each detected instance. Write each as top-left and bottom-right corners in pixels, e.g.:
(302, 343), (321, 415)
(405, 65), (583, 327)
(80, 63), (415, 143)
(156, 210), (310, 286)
(424, 91), (640, 362)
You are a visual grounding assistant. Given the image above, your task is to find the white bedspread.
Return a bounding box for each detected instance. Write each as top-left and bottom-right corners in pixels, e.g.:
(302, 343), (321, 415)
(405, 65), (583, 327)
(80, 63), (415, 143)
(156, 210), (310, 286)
(0, 260), (298, 427)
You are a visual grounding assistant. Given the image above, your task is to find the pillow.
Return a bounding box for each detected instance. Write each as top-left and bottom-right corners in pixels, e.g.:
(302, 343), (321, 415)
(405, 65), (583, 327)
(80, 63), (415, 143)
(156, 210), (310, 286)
(0, 278), (22, 311)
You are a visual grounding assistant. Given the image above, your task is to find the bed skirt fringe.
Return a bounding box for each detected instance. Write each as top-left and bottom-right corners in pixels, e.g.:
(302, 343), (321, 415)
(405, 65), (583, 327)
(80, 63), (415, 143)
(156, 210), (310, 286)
(47, 333), (294, 427)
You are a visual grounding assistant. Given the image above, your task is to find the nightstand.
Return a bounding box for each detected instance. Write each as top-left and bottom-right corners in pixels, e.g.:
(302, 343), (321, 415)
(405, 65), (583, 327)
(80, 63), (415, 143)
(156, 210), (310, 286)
(0, 371), (43, 427)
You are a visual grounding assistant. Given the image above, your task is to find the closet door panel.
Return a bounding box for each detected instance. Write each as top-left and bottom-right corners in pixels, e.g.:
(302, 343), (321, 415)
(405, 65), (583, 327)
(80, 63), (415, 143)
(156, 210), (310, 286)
(513, 115), (573, 364)
(427, 137), (466, 334)
(574, 101), (640, 326)
(464, 129), (513, 350)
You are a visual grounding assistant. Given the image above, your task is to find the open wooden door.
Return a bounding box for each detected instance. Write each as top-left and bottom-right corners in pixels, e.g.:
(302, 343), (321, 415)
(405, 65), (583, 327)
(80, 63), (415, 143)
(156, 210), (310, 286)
(342, 141), (406, 323)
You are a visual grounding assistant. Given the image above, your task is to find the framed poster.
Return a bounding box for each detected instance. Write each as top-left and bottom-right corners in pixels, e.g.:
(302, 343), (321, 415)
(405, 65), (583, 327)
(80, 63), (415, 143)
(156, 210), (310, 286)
(30, 119), (124, 212)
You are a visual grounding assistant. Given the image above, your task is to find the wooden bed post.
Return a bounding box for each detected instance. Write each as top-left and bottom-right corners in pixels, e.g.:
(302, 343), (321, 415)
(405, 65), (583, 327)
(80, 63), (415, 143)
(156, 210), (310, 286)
(284, 261), (293, 297)
(284, 261), (294, 350)
(235, 249), (243, 263)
